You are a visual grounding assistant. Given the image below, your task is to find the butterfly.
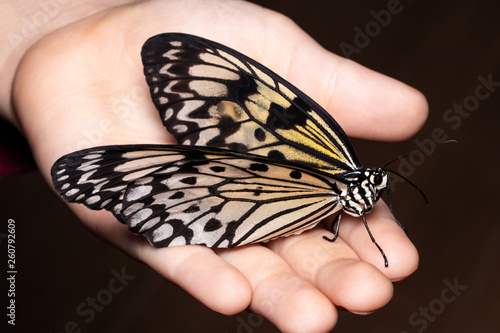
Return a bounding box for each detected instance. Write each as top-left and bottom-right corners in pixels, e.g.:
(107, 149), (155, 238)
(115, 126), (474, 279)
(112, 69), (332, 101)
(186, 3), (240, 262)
(51, 33), (403, 267)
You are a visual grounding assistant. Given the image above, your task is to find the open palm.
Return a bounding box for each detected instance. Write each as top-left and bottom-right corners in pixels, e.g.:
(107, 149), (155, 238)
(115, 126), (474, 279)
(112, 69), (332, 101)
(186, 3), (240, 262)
(12, 0), (427, 331)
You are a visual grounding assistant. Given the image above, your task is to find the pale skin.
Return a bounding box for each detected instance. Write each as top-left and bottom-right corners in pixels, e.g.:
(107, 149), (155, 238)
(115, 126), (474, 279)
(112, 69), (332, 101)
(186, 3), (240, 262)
(1, 0), (427, 331)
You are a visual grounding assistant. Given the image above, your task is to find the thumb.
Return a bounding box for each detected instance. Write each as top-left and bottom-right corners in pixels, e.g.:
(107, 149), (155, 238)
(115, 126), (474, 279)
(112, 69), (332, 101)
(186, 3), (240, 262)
(247, 16), (428, 141)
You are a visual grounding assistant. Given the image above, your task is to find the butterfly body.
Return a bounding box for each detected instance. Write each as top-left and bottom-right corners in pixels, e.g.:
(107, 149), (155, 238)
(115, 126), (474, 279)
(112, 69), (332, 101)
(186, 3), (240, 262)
(52, 33), (393, 264)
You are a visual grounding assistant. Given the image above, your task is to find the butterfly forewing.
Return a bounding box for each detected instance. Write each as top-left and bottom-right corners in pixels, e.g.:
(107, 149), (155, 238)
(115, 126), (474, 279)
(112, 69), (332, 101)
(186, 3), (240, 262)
(141, 33), (361, 177)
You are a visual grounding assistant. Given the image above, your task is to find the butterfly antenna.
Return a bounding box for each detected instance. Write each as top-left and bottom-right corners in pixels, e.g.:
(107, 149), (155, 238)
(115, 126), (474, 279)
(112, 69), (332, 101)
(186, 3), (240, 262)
(382, 140), (457, 169)
(385, 169), (428, 205)
(362, 214), (388, 267)
(386, 184), (409, 235)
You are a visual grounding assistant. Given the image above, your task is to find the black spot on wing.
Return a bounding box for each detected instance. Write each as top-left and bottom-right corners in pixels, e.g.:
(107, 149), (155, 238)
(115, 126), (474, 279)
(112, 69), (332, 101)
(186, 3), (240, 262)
(290, 170), (302, 179)
(208, 186), (218, 195)
(218, 116), (242, 135)
(253, 186), (263, 196)
(226, 143), (248, 153)
(180, 176), (197, 185)
(210, 166), (226, 173)
(204, 218), (223, 232)
(254, 128), (266, 142)
(169, 191), (185, 199)
(266, 103), (308, 131)
(183, 205), (200, 213)
(267, 150), (285, 160)
(222, 221), (239, 248)
(206, 116), (243, 148)
(249, 163), (269, 172)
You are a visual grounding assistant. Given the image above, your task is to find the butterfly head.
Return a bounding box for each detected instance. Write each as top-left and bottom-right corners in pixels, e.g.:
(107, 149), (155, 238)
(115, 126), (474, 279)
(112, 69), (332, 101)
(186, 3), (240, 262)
(340, 168), (388, 216)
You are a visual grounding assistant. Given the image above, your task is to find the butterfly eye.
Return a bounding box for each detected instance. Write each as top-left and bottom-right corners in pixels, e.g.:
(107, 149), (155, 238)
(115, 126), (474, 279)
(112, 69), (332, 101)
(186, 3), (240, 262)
(374, 174), (383, 185)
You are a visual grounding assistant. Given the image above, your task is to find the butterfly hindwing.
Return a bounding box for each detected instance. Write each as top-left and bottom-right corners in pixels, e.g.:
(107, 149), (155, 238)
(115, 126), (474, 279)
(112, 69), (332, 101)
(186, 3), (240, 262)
(51, 146), (195, 221)
(141, 33), (361, 177)
(52, 145), (341, 247)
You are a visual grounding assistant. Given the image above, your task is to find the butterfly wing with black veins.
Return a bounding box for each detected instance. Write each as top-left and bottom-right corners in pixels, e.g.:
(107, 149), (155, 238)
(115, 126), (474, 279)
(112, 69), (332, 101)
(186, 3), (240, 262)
(52, 145), (340, 247)
(141, 33), (362, 178)
(51, 146), (192, 221)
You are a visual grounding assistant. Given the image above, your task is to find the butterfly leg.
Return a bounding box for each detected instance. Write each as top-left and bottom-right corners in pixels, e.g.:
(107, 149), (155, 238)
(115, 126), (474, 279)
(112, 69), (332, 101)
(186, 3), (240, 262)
(361, 214), (388, 267)
(323, 211), (342, 242)
(386, 186), (409, 236)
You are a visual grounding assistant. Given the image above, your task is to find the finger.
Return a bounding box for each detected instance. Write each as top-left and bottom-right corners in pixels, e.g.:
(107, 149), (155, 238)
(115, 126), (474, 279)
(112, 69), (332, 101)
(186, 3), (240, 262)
(218, 245), (337, 332)
(74, 208), (253, 315)
(244, 13), (428, 141)
(135, 244), (253, 315)
(290, 46), (429, 141)
(338, 202), (419, 280)
(140, 3), (428, 141)
(267, 227), (393, 313)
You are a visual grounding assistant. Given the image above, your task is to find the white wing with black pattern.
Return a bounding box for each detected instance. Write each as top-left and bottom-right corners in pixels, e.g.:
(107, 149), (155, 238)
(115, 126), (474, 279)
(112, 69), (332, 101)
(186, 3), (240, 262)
(141, 33), (362, 178)
(52, 145), (342, 247)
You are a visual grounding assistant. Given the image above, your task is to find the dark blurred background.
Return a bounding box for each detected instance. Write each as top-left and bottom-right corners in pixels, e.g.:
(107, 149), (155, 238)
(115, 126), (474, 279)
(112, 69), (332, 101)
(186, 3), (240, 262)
(1, 0), (499, 332)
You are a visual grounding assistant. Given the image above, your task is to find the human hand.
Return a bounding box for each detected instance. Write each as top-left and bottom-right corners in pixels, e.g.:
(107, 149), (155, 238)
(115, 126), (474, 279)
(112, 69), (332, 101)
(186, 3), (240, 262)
(10, 0), (427, 331)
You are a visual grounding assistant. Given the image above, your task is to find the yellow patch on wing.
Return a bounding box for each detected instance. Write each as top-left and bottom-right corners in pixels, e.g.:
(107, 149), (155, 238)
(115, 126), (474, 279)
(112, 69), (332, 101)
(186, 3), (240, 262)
(256, 81), (290, 108)
(224, 122), (278, 147)
(278, 82), (297, 101)
(308, 111), (353, 165)
(210, 101), (249, 121)
(245, 81), (292, 124)
(219, 50), (249, 73)
(249, 145), (345, 174)
(275, 123), (344, 162)
(250, 64), (275, 88)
